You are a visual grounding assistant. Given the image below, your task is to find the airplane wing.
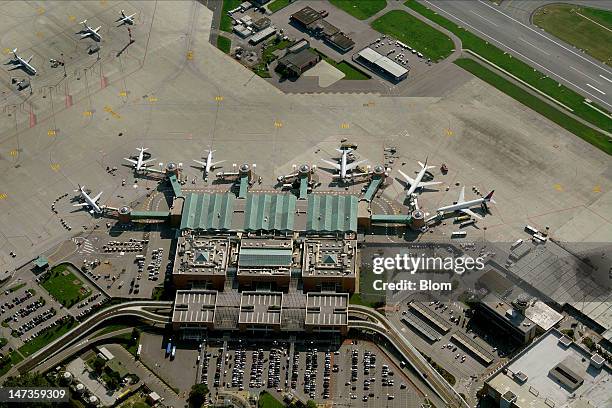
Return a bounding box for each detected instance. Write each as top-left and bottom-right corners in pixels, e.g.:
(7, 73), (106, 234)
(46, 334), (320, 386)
(397, 169), (416, 186)
(417, 181), (442, 188)
(457, 186), (465, 204)
(73, 203), (88, 207)
(193, 159), (207, 167)
(26, 56), (33, 63)
(124, 158), (138, 165)
(143, 158), (156, 165)
(320, 159), (341, 170)
(345, 159), (367, 171)
(92, 192), (102, 203)
(210, 160), (225, 167)
(7, 65), (21, 71)
(460, 208), (482, 220)
(94, 26), (101, 33)
(418, 161), (436, 170)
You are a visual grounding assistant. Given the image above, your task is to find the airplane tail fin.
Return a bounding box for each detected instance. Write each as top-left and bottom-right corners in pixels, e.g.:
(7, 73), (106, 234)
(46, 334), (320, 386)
(121, 10), (126, 17)
(485, 190), (495, 203)
(80, 19), (87, 25)
(12, 48), (17, 55)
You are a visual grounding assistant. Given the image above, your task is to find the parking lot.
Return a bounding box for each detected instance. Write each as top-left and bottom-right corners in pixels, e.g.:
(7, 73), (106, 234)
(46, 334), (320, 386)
(178, 337), (426, 407)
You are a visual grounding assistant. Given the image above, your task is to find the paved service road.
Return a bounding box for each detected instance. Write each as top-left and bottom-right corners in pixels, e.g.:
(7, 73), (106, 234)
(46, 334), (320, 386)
(420, 0), (612, 110)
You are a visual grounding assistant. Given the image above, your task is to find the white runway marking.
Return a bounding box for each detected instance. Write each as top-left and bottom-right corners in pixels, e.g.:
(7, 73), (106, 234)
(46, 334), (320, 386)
(569, 66), (600, 83)
(600, 75), (612, 83)
(586, 83), (606, 95)
(520, 38), (550, 56)
(470, 10), (497, 26)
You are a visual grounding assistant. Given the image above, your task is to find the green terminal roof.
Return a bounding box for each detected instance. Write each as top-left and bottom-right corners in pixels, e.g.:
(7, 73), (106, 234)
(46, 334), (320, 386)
(34, 256), (48, 268)
(244, 193), (296, 231)
(238, 248), (293, 267)
(307, 194), (358, 232)
(180, 193), (235, 231)
(130, 211), (170, 219)
(169, 174), (183, 198)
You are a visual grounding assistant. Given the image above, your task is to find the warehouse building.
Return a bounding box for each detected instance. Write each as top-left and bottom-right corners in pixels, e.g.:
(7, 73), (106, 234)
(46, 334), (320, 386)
(290, 6), (355, 54)
(276, 48), (321, 77)
(354, 47), (408, 82)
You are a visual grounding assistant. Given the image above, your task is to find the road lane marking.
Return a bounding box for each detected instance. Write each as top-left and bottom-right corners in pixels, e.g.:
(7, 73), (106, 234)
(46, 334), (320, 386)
(470, 10), (497, 26)
(600, 75), (612, 83)
(586, 83), (606, 95)
(477, 0), (612, 75)
(520, 38), (550, 56)
(569, 66), (600, 83)
(422, 0), (612, 110)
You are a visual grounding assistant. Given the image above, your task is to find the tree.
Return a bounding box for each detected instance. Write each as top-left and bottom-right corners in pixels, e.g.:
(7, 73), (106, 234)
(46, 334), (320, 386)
(306, 401), (318, 408)
(188, 383), (209, 408)
(1, 372), (54, 408)
(91, 356), (106, 374)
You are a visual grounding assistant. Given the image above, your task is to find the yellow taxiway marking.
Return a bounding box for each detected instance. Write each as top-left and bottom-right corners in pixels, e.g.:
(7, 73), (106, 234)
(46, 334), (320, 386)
(0, 193), (7, 200)
(9, 150), (18, 157)
(445, 128), (454, 136)
(68, 15), (76, 22)
(148, 96), (158, 102)
(119, 91), (127, 97)
(274, 120), (283, 128)
(50, 163), (60, 171)
(83, 110), (93, 117)
(215, 95), (223, 102)
(3, 48), (10, 55)
(553, 183), (563, 192)
(103, 106), (121, 119)
(37, 6), (45, 15)
(340, 123), (350, 129)
(36, 32), (44, 38)
(187, 50), (194, 60)
(593, 185), (601, 193)
(47, 129), (56, 137)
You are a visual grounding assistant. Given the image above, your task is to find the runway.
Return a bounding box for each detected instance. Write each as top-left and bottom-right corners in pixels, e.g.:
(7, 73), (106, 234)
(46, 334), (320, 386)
(421, 0), (612, 110)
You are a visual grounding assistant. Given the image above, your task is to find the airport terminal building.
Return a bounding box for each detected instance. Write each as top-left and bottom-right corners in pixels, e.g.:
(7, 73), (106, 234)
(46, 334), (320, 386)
(169, 190), (358, 337)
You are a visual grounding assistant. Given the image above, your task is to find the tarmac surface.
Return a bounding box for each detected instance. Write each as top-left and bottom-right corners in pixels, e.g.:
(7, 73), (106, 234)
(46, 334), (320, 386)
(421, 0), (612, 109)
(0, 0), (610, 276)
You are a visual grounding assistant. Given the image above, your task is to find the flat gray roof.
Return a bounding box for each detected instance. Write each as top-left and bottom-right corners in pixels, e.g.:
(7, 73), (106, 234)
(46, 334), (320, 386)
(356, 47), (407, 78)
(488, 330), (612, 408)
(305, 293), (348, 326)
(173, 290), (217, 323)
(239, 292), (283, 325)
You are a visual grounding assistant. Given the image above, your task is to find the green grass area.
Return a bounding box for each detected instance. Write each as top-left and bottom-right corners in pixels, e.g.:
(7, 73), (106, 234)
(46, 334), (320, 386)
(0, 351), (24, 377)
(220, 0), (242, 32)
(330, 0), (388, 20)
(258, 391), (285, 408)
(253, 38), (292, 78)
(371, 10), (454, 62)
(216, 35), (232, 54)
(312, 49), (371, 80)
(455, 58), (611, 154)
(18, 318), (77, 357)
(0, 338), (7, 348)
(7, 282), (26, 293)
(404, 0), (612, 134)
(41, 264), (91, 307)
(533, 4), (612, 66)
(268, 0), (291, 13)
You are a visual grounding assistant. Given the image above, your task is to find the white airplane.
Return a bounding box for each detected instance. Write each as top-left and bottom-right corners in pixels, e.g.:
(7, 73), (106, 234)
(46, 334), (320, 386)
(321, 148), (367, 181)
(115, 10), (135, 26)
(193, 149), (225, 176)
(124, 147), (156, 172)
(73, 185), (103, 214)
(76, 20), (102, 42)
(4, 49), (36, 76)
(437, 187), (495, 220)
(397, 158), (442, 197)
